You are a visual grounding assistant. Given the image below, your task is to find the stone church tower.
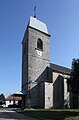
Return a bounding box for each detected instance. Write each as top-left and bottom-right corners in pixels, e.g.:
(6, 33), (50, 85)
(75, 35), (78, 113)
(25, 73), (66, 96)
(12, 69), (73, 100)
(22, 16), (71, 109)
(22, 16), (50, 108)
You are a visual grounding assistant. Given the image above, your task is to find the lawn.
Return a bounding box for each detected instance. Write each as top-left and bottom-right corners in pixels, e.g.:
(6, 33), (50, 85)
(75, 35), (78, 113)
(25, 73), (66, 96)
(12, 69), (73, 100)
(17, 109), (79, 120)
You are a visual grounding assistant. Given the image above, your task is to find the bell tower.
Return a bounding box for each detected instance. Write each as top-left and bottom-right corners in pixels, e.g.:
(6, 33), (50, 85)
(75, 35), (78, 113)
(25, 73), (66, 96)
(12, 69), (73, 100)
(22, 16), (50, 107)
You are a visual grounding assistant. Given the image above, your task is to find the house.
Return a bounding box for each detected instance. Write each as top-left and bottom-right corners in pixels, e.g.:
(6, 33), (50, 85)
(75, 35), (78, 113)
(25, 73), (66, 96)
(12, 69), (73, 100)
(6, 92), (22, 107)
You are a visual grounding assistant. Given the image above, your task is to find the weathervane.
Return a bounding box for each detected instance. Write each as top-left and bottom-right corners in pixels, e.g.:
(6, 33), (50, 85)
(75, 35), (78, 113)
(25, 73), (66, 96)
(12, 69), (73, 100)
(34, 6), (36, 18)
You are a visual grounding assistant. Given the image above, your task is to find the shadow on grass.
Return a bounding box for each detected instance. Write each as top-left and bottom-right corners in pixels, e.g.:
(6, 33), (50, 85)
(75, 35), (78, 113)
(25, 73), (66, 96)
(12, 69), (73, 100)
(18, 109), (79, 120)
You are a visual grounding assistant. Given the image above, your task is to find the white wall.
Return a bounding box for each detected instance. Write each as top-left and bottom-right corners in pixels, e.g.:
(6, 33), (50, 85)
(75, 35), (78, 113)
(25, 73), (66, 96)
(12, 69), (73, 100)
(44, 82), (53, 109)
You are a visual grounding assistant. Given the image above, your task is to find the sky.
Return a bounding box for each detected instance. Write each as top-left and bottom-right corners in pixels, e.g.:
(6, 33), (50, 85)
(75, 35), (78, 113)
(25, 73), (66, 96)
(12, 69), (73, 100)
(0, 0), (79, 97)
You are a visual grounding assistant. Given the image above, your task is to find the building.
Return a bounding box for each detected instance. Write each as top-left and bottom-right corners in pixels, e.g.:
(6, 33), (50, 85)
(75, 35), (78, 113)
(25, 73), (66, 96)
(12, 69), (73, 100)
(21, 16), (71, 109)
(6, 92), (22, 107)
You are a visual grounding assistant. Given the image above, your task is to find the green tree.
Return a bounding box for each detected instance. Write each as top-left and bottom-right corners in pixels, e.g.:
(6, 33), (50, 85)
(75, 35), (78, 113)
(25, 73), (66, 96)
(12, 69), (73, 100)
(70, 58), (79, 94)
(0, 94), (6, 105)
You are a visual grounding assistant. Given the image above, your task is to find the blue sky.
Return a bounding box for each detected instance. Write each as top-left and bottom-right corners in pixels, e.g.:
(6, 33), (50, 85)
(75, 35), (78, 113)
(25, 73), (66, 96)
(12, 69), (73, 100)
(0, 0), (79, 97)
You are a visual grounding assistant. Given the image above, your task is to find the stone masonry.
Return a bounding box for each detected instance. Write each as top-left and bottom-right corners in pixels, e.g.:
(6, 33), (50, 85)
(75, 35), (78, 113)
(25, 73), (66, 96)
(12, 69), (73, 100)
(22, 16), (71, 109)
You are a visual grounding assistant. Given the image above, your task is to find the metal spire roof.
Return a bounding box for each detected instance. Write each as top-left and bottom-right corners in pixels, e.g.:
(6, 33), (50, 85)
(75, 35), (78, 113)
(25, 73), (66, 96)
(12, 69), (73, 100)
(29, 16), (49, 34)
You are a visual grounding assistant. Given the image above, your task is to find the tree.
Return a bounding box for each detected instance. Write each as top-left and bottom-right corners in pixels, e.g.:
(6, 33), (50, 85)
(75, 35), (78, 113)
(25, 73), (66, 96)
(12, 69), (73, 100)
(70, 58), (79, 94)
(0, 94), (6, 105)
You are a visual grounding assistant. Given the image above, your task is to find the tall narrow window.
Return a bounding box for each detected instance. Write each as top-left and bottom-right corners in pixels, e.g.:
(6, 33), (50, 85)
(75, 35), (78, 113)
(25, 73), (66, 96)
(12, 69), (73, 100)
(37, 39), (43, 50)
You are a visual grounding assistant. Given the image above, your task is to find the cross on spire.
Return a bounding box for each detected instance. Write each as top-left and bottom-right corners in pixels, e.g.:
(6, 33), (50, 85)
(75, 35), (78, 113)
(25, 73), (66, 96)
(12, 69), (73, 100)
(34, 6), (36, 18)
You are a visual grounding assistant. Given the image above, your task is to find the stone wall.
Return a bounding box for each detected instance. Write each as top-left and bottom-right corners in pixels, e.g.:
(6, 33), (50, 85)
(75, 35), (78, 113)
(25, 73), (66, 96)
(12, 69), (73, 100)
(28, 27), (50, 83)
(53, 72), (70, 108)
(22, 29), (28, 94)
(44, 82), (53, 109)
(27, 27), (50, 107)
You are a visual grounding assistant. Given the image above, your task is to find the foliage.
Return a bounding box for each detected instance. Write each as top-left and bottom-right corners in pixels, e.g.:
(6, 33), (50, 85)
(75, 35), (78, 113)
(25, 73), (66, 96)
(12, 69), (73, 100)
(0, 94), (6, 105)
(17, 109), (79, 120)
(70, 58), (79, 94)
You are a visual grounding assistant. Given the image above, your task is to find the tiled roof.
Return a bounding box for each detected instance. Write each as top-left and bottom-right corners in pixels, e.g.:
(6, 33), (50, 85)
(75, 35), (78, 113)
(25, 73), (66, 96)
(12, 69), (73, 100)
(6, 94), (22, 101)
(50, 63), (71, 75)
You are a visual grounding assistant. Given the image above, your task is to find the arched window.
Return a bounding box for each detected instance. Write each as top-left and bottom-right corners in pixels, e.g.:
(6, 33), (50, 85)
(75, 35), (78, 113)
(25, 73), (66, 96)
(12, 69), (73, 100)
(37, 39), (43, 50)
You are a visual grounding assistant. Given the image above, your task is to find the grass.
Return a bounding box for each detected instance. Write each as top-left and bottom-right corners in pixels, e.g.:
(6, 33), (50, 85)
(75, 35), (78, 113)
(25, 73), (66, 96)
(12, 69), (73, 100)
(17, 109), (79, 120)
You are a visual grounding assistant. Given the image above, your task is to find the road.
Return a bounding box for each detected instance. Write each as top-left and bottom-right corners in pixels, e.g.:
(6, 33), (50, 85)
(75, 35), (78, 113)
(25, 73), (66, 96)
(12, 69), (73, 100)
(0, 108), (39, 120)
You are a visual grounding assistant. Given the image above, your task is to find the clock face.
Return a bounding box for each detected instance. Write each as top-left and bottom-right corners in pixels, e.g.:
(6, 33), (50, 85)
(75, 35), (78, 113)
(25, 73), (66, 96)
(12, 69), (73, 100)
(37, 50), (42, 56)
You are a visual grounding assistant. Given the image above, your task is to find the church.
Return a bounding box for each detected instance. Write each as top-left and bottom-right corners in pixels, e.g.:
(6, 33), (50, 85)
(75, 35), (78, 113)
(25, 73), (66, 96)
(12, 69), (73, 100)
(21, 16), (72, 109)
